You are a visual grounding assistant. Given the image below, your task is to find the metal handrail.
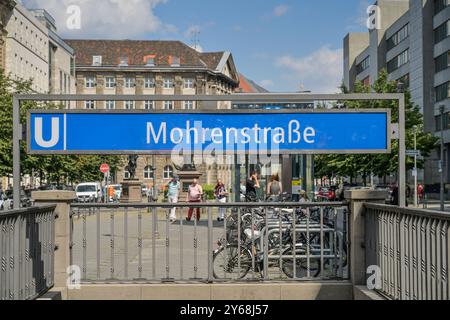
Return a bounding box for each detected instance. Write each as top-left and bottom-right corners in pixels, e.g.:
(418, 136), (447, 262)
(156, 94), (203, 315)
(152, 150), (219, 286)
(364, 203), (450, 300)
(70, 201), (346, 208)
(0, 205), (56, 300)
(69, 202), (349, 283)
(364, 203), (450, 220)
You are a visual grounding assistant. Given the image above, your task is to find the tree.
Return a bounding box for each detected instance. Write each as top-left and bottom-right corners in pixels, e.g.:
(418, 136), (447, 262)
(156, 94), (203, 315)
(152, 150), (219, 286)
(315, 70), (438, 184)
(0, 68), (124, 187)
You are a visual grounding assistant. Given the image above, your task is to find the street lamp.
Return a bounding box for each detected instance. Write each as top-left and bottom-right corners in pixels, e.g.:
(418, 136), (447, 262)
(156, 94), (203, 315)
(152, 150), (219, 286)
(413, 125), (418, 207)
(440, 105), (445, 212)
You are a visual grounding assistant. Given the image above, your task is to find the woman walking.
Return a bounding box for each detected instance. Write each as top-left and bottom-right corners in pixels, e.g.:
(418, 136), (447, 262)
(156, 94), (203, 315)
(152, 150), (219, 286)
(215, 179), (228, 222)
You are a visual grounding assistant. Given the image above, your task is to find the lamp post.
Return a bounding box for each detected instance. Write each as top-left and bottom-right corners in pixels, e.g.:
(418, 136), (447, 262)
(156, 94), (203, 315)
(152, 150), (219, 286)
(440, 105), (445, 212)
(413, 125), (418, 207)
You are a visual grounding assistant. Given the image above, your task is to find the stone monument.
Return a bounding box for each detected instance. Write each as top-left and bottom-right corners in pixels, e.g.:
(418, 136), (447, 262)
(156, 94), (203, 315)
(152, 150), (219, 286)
(121, 155), (142, 203)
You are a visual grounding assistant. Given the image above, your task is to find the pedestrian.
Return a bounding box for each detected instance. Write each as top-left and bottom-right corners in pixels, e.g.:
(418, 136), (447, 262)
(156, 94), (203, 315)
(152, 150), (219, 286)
(215, 179), (228, 221)
(246, 170), (260, 202)
(186, 179), (203, 222)
(167, 177), (180, 223)
(418, 184), (424, 202)
(108, 185), (115, 203)
(266, 174), (282, 201)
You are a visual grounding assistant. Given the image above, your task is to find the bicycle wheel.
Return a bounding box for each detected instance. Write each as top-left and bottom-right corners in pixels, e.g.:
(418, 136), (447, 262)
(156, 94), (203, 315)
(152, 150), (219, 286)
(213, 245), (252, 280)
(281, 247), (321, 279)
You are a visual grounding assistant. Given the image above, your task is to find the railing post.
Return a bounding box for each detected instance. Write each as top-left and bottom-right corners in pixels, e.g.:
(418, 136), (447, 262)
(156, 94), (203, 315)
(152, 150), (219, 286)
(344, 190), (388, 287)
(32, 191), (76, 298)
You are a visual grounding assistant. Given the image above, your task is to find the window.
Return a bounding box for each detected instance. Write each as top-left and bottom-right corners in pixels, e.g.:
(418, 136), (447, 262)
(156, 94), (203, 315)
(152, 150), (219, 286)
(85, 100), (95, 109)
(119, 56), (129, 66)
(356, 56), (370, 74)
(144, 77), (155, 88)
(145, 56), (155, 66)
(435, 51), (450, 73)
(435, 0), (449, 15)
(387, 24), (409, 51)
(124, 77), (135, 88)
(92, 55), (102, 66)
(144, 166), (154, 179)
(436, 81), (450, 102)
(184, 101), (194, 110)
(163, 166), (174, 179)
(125, 101), (135, 109)
(105, 76), (116, 88)
(85, 76), (95, 88)
(171, 56), (180, 67)
(184, 78), (194, 89)
(163, 78), (174, 89)
(105, 101), (116, 110)
(124, 167), (131, 179)
(144, 101), (154, 110)
(434, 20), (450, 44)
(164, 101), (174, 110)
(435, 112), (450, 131)
(387, 50), (409, 73)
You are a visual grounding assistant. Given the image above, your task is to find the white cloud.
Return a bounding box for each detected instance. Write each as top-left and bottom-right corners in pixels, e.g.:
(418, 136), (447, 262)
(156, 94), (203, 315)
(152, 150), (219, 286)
(273, 5), (289, 17)
(276, 46), (343, 93)
(260, 80), (274, 88)
(21, 0), (172, 38)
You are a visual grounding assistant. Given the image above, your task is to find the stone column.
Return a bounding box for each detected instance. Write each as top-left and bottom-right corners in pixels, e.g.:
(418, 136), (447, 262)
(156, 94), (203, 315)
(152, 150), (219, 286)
(344, 189), (387, 286)
(32, 191), (76, 293)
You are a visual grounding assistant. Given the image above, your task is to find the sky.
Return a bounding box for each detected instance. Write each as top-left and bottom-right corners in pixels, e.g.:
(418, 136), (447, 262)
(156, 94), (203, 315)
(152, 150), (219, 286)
(22, 0), (372, 93)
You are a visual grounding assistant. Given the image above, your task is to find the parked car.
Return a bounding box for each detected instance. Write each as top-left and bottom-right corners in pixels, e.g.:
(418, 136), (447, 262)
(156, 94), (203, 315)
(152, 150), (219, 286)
(76, 182), (103, 203)
(316, 186), (337, 201)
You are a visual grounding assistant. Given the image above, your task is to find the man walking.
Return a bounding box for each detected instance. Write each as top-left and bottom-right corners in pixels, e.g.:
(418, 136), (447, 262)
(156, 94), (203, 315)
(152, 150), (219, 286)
(246, 170), (260, 202)
(186, 179), (203, 222)
(167, 176), (180, 223)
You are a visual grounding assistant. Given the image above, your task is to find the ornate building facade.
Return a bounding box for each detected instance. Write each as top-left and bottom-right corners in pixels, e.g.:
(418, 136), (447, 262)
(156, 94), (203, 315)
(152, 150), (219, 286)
(66, 40), (240, 190)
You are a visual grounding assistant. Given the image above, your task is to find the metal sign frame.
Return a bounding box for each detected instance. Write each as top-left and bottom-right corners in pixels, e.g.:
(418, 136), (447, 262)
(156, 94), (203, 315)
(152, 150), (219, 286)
(12, 93), (406, 207)
(26, 108), (392, 155)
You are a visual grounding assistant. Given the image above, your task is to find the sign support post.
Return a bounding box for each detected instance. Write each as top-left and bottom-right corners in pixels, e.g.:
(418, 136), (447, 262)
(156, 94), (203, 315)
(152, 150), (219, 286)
(13, 96), (20, 209)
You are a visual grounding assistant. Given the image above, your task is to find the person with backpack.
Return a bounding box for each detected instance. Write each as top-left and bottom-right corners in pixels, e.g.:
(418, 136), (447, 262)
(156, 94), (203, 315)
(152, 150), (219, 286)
(267, 174), (282, 201)
(214, 179), (228, 222)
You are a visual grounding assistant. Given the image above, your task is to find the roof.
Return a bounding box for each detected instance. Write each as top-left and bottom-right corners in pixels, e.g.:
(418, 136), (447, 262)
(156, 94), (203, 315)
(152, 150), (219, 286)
(64, 39), (226, 70)
(236, 73), (269, 93)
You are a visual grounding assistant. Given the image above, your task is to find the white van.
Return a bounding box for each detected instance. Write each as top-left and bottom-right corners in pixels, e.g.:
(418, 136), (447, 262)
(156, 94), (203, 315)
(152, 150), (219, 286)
(76, 182), (103, 203)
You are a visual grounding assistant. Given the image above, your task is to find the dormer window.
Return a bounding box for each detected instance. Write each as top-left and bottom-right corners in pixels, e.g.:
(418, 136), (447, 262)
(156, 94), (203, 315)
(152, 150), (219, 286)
(145, 55), (156, 66)
(170, 56), (180, 67)
(92, 55), (102, 66)
(119, 56), (129, 66)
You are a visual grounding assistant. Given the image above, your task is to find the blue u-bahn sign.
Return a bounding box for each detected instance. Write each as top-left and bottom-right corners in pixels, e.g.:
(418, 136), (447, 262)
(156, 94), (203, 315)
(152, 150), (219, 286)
(27, 109), (391, 155)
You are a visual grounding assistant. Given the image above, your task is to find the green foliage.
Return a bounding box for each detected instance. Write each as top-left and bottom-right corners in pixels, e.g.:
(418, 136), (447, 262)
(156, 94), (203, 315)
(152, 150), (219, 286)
(315, 70), (439, 183)
(0, 68), (124, 186)
(202, 184), (216, 201)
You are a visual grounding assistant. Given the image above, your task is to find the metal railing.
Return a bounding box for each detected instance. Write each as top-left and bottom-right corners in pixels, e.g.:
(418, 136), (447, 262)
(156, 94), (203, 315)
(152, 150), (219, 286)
(69, 202), (349, 283)
(364, 203), (450, 300)
(0, 205), (56, 300)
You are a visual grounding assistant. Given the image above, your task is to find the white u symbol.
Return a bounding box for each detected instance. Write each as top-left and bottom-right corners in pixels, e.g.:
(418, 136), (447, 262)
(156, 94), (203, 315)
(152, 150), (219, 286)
(35, 117), (60, 148)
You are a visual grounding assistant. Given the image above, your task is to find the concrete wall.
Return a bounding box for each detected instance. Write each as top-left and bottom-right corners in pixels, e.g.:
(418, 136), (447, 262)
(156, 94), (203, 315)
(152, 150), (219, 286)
(64, 282), (354, 301)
